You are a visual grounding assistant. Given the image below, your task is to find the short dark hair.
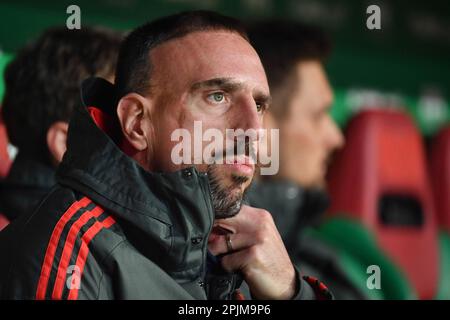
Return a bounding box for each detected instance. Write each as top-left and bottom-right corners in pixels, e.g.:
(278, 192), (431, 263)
(247, 21), (331, 119)
(115, 10), (248, 98)
(2, 26), (122, 156)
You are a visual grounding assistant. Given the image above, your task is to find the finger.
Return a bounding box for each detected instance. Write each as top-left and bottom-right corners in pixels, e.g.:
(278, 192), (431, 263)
(221, 246), (297, 300)
(207, 232), (258, 256)
(220, 247), (251, 273)
(214, 205), (267, 234)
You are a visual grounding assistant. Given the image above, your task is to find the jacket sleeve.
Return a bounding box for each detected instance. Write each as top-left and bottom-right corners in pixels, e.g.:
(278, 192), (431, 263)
(291, 266), (334, 300)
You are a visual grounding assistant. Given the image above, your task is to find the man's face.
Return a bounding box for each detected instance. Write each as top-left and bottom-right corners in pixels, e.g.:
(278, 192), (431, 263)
(277, 61), (344, 189)
(146, 31), (270, 218)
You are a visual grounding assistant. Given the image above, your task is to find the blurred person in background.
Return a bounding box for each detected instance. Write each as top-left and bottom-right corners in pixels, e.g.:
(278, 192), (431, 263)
(0, 27), (122, 222)
(247, 21), (366, 299)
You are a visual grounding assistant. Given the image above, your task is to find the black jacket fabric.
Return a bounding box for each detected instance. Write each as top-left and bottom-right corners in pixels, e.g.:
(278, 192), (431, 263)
(0, 92), (322, 299)
(247, 180), (367, 299)
(0, 153), (56, 221)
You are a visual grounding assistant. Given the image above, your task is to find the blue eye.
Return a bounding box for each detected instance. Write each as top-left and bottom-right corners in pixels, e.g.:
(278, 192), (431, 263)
(208, 92), (225, 103)
(256, 101), (267, 113)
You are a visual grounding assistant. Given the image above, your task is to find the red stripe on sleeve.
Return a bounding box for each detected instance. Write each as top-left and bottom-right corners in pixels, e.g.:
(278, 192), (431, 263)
(51, 205), (104, 299)
(35, 197), (92, 300)
(67, 215), (116, 300)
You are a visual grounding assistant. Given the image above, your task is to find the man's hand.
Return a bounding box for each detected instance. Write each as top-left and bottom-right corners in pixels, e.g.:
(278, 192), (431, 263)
(208, 205), (297, 300)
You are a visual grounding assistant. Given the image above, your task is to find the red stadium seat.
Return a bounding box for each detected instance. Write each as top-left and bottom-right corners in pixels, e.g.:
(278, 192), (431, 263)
(0, 114), (12, 177)
(429, 126), (450, 299)
(327, 109), (439, 299)
(430, 126), (450, 232)
(1, 112), (12, 230)
(0, 213), (9, 231)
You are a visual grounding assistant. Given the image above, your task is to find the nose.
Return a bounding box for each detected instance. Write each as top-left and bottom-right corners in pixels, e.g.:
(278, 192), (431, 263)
(326, 116), (345, 151)
(234, 95), (264, 140)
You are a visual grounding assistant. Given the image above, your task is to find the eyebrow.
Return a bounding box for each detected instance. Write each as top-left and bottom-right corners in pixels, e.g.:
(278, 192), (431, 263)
(190, 77), (244, 92)
(190, 77), (271, 105)
(255, 91), (272, 106)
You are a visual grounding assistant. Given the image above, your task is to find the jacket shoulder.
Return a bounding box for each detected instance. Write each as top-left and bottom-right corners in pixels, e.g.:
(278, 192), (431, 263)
(0, 186), (123, 299)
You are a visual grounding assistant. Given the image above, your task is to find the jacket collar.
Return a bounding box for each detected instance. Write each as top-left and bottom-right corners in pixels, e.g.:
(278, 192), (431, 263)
(56, 78), (214, 282)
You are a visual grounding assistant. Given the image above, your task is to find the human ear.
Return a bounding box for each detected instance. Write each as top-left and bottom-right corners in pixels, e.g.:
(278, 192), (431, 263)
(116, 93), (153, 152)
(46, 121), (69, 164)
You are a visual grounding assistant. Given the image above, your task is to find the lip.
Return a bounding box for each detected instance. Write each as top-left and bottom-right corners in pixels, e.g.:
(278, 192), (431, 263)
(223, 155), (255, 176)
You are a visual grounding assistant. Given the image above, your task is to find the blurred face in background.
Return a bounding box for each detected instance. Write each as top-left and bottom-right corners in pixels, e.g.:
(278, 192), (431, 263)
(271, 60), (344, 189)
